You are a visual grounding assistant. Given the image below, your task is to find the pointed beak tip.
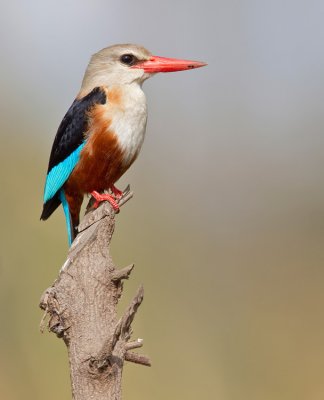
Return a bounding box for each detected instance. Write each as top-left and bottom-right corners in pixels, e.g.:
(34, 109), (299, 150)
(190, 61), (208, 69)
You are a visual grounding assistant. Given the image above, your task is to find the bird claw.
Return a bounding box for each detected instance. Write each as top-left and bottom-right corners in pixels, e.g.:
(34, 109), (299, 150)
(90, 184), (131, 213)
(91, 191), (120, 212)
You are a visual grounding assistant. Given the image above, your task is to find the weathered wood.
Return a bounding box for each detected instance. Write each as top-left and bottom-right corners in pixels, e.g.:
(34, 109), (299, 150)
(40, 195), (150, 400)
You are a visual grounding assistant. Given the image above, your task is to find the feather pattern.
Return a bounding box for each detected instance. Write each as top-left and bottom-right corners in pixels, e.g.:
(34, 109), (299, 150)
(43, 143), (85, 203)
(46, 87), (106, 172)
(40, 87), (107, 222)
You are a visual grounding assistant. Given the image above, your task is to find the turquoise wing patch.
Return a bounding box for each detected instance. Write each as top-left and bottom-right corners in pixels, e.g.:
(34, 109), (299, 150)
(43, 142), (85, 203)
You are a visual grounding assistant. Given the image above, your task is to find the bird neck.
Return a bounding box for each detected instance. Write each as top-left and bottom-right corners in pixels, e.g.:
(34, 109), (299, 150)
(78, 80), (144, 101)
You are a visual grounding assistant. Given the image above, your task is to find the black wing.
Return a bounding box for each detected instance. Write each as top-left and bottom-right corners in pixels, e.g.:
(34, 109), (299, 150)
(41, 86), (106, 220)
(46, 86), (106, 173)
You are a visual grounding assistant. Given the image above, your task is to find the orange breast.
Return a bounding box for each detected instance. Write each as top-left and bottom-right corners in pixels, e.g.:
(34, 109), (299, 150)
(64, 103), (127, 197)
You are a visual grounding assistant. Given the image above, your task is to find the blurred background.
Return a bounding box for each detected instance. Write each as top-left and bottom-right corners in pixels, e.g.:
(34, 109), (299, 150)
(1, 0), (324, 399)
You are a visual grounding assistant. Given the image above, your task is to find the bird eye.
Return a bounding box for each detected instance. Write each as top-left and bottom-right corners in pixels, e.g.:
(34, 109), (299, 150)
(120, 54), (136, 66)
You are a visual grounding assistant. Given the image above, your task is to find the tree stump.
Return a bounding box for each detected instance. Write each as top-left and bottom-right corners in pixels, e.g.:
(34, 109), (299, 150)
(40, 194), (150, 400)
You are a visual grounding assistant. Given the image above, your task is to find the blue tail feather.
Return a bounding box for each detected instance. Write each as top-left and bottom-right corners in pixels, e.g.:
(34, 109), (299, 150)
(59, 189), (74, 246)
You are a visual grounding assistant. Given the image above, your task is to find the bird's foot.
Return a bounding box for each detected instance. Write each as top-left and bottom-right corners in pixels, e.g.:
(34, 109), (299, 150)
(91, 190), (120, 212)
(110, 184), (123, 199)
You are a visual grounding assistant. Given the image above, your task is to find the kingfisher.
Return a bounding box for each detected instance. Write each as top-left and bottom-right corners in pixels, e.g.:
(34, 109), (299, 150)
(41, 44), (206, 245)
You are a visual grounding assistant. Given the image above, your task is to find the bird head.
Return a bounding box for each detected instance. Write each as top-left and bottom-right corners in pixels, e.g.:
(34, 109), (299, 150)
(81, 43), (206, 92)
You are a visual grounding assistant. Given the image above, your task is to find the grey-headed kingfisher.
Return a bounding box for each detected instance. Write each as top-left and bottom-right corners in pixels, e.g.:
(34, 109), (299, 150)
(41, 44), (206, 245)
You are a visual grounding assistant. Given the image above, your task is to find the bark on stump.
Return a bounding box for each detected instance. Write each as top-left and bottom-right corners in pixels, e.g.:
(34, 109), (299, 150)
(40, 194), (150, 400)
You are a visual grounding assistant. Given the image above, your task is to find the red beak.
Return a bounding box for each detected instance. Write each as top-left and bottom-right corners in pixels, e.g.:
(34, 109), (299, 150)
(132, 55), (207, 73)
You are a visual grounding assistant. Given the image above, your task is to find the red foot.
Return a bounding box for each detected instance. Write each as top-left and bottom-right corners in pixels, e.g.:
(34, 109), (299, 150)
(91, 191), (120, 212)
(110, 184), (123, 199)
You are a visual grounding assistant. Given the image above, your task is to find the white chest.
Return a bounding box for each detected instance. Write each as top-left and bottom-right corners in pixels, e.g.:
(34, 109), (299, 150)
(105, 84), (147, 165)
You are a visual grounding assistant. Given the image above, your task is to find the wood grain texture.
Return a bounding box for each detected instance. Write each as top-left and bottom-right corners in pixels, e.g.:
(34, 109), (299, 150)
(40, 195), (150, 400)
